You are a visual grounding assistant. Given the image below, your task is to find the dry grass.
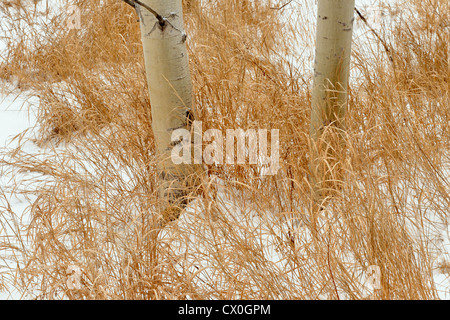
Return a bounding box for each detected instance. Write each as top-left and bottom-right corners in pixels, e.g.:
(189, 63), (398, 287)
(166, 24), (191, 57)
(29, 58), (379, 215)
(0, 0), (448, 299)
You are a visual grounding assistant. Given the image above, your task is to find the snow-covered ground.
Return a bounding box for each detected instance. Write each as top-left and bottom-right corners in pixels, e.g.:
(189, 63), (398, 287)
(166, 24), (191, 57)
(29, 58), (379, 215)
(0, 83), (39, 299)
(1, 81), (448, 300)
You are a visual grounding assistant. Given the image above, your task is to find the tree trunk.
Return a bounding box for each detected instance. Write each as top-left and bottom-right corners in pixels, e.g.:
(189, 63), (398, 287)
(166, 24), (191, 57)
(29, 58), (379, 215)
(309, 0), (355, 206)
(310, 0), (355, 139)
(137, 0), (198, 226)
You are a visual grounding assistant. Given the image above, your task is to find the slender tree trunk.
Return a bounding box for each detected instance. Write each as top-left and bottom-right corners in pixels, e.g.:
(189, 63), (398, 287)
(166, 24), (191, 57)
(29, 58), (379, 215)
(310, 0), (355, 140)
(137, 0), (198, 226)
(309, 0), (355, 207)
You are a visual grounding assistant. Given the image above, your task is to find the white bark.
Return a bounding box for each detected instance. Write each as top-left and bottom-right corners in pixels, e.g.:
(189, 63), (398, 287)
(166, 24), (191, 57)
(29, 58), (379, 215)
(308, 0), (355, 209)
(137, 0), (196, 224)
(310, 0), (355, 140)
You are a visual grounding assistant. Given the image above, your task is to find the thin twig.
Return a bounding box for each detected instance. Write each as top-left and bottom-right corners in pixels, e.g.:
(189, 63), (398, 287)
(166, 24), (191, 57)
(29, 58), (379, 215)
(270, 0), (294, 10)
(354, 7), (394, 63)
(121, 0), (165, 26)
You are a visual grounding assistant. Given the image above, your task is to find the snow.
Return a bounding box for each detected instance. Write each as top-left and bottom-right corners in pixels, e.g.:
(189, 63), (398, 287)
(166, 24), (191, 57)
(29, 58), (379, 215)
(0, 82), (39, 299)
(0, 83), (40, 202)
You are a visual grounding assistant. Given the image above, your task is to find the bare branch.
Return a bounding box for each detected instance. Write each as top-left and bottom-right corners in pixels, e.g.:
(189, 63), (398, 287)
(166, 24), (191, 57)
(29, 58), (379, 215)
(121, 0), (135, 9)
(354, 7), (394, 63)
(270, 0), (294, 10)
(121, 0), (165, 26)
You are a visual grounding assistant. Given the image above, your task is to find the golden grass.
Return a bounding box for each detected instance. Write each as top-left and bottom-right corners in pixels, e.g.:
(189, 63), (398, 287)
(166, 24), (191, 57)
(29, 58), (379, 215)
(0, 0), (448, 299)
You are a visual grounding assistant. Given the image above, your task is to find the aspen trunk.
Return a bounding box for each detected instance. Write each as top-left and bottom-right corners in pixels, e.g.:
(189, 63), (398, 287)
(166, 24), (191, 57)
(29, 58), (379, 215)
(309, 0), (355, 205)
(310, 0), (354, 139)
(137, 0), (197, 225)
